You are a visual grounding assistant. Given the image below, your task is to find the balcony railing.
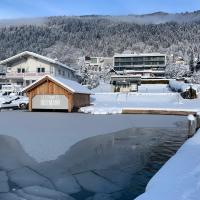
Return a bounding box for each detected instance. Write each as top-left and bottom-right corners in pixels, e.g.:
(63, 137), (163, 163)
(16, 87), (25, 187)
(6, 72), (50, 78)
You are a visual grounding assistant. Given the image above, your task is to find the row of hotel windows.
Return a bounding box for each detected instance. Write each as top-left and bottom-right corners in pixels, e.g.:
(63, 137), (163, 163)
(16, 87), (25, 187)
(114, 66), (166, 71)
(114, 56), (166, 62)
(114, 61), (165, 66)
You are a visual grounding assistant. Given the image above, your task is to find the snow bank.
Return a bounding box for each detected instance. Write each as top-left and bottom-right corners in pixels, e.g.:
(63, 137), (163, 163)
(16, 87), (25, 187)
(168, 79), (200, 93)
(135, 129), (200, 200)
(80, 92), (195, 114)
(169, 79), (190, 92)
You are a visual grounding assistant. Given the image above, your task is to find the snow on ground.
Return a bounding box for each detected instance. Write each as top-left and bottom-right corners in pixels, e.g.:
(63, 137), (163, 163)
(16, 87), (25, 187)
(92, 81), (114, 93)
(138, 84), (171, 93)
(80, 92), (200, 114)
(135, 129), (200, 200)
(169, 79), (200, 92)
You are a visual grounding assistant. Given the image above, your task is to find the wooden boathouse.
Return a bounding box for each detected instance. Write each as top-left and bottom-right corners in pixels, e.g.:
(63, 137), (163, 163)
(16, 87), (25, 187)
(23, 75), (91, 112)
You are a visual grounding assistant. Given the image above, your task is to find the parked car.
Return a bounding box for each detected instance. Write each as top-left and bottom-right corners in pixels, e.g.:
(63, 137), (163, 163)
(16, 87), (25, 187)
(1, 95), (28, 109)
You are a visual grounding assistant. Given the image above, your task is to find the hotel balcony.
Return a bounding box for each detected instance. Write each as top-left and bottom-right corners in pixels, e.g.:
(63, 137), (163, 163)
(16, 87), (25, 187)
(6, 72), (50, 79)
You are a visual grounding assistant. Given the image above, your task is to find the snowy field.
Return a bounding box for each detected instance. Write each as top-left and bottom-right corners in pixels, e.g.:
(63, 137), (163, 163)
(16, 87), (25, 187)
(80, 92), (200, 114)
(136, 129), (200, 200)
(138, 84), (171, 93)
(93, 83), (172, 94)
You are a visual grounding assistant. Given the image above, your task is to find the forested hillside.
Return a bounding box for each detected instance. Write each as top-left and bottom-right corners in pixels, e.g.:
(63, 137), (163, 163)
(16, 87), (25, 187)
(0, 11), (200, 67)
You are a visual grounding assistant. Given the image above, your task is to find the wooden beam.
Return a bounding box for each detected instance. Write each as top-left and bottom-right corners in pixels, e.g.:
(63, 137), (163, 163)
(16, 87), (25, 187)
(122, 109), (197, 116)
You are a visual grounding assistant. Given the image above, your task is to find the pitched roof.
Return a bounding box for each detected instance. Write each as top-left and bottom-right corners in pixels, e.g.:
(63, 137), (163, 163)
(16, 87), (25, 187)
(23, 75), (92, 95)
(0, 51), (75, 72)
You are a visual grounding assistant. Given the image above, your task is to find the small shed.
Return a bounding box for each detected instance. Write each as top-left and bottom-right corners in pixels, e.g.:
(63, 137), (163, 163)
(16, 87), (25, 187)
(23, 75), (92, 112)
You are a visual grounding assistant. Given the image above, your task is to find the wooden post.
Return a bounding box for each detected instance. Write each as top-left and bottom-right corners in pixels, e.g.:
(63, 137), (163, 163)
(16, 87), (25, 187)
(28, 92), (33, 112)
(196, 112), (200, 129)
(188, 114), (197, 138)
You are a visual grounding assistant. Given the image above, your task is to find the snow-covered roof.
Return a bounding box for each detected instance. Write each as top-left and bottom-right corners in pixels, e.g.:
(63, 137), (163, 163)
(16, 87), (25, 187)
(23, 75), (92, 95)
(0, 51), (75, 72)
(114, 53), (166, 57)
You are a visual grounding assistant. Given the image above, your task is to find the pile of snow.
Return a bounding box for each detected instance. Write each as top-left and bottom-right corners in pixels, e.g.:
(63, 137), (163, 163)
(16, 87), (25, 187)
(136, 129), (200, 200)
(168, 79), (197, 92)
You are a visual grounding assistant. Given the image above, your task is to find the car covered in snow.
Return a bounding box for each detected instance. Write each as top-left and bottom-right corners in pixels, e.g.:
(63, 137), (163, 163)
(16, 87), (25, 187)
(0, 94), (28, 109)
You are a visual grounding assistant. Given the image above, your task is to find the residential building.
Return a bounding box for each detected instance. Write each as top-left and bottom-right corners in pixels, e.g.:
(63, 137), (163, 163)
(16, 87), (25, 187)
(113, 53), (167, 78)
(84, 56), (113, 72)
(0, 51), (77, 87)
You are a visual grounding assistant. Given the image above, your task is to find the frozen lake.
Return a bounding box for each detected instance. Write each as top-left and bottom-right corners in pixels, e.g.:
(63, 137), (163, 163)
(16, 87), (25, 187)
(0, 111), (188, 200)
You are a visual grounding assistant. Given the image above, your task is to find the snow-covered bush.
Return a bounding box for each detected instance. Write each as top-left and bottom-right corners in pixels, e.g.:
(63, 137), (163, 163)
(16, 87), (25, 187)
(191, 71), (200, 84)
(165, 64), (190, 78)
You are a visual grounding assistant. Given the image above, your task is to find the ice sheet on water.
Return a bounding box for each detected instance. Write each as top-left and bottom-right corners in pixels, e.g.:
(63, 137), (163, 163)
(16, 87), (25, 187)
(86, 193), (114, 200)
(0, 193), (23, 200)
(75, 171), (121, 193)
(21, 186), (75, 200)
(54, 176), (81, 194)
(31, 162), (81, 194)
(94, 169), (132, 188)
(0, 171), (9, 192)
(8, 167), (54, 189)
(0, 135), (36, 170)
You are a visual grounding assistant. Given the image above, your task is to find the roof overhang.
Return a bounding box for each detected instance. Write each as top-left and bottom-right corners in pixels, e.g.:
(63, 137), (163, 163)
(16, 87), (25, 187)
(23, 75), (92, 95)
(0, 51), (76, 72)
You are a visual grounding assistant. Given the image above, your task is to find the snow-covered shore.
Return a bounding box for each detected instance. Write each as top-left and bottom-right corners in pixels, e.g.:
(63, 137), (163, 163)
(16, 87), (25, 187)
(80, 92), (200, 114)
(135, 129), (200, 200)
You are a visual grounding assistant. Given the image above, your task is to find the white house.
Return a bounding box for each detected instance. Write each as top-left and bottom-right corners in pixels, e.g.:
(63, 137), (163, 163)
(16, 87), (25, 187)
(0, 51), (77, 86)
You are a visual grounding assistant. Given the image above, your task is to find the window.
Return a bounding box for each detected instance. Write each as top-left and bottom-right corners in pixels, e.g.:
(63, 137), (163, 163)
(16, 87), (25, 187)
(37, 68), (45, 73)
(17, 68), (25, 73)
(91, 58), (97, 64)
(58, 69), (61, 75)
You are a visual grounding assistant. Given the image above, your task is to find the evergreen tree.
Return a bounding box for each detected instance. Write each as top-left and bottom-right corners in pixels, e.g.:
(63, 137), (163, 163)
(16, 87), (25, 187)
(189, 52), (195, 73)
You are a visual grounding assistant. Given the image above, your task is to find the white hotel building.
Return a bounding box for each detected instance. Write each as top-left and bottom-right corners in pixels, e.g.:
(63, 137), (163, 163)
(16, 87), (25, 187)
(113, 53), (167, 78)
(0, 51), (77, 86)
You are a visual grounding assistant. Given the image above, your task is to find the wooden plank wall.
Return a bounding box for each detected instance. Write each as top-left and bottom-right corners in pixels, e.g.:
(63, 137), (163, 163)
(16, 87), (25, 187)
(73, 93), (90, 108)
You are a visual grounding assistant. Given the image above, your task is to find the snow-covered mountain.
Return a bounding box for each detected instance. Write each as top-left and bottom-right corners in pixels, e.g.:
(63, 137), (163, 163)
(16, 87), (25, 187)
(0, 10), (200, 67)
